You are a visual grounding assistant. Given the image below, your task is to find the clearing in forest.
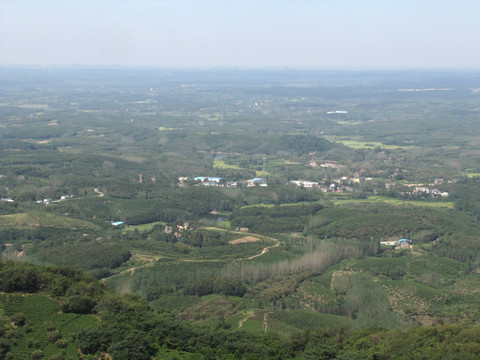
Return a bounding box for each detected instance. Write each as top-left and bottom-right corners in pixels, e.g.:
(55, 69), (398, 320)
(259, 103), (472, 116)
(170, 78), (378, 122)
(229, 236), (261, 245)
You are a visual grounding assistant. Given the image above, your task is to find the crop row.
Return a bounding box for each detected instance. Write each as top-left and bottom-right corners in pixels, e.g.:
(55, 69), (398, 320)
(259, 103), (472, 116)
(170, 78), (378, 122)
(272, 310), (352, 330)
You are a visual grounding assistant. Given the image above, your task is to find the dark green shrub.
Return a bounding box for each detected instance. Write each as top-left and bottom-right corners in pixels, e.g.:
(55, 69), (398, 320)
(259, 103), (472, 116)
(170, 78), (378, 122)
(62, 295), (96, 314)
(10, 313), (26, 326)
(31, 350), (43, 360)
(47, 330), (62, 343)
(55, 339), (68, 348)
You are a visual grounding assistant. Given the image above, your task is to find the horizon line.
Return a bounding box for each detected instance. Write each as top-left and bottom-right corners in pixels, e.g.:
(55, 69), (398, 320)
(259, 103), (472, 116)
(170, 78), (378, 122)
(1, 64), (480, 72)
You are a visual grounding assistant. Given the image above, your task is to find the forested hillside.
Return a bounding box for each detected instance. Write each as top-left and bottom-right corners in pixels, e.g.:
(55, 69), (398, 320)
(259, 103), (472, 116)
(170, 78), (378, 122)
(2, 261), (480, 360)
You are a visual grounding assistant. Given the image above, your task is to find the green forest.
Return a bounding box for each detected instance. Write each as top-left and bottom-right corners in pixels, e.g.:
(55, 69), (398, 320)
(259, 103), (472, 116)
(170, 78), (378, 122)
(1, 68), (480, 359)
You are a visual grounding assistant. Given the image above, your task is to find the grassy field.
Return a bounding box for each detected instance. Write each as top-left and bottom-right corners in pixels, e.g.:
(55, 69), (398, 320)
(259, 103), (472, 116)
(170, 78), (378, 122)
(336, 121), (363, 125)
(325, 136), (414, 150)
(213, 158), (273, 176)
(338, 140), (405, 150)
(0, 211), (100, 229)
(255, 170), (271, 176)
(213, 160), (244, 170)
(239, 201), (323, 209)
(124, 221), (166, 232)
(332, 196), (453, 209)
(51, 197), (161, 222)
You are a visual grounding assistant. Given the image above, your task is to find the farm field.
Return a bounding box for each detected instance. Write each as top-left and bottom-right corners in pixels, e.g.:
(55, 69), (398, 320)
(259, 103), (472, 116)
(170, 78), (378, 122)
(325, 137), (414, 150)
(332, 196), (454, 208)
(0, 292), (97, 359)
(0, 211), (100, 229)
(213, 160), (244, 170)
(123, 221), (166, 232)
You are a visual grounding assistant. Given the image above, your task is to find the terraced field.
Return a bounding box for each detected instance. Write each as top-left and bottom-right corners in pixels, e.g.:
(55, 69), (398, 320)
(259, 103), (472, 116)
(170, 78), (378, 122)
(271, 310), (354, 331)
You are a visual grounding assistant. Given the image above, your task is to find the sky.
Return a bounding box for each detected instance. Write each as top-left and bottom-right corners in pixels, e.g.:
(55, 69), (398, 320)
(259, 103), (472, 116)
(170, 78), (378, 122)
(1, 0), (480, 69)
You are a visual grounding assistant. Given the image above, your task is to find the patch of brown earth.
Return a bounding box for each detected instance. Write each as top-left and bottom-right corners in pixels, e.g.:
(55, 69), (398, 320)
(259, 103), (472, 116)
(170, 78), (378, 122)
(230, 236), (260, 245)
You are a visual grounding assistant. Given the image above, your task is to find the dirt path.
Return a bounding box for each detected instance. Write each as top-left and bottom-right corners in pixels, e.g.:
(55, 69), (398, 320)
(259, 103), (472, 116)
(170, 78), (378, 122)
(238, 312), (254, 328)
(104, 228), (282, 281)
(201, 226), (247, 235)
(201, 226), (281, 261)
(247, 241), (280, 260)
(93, 188), (104, 197)
(262, 312), (269, 332)
(101, 253), (161, 281)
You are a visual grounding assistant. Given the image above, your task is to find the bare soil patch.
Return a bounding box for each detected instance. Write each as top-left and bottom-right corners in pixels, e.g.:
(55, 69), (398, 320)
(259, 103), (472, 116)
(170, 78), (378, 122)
(230, 236), (260, 245)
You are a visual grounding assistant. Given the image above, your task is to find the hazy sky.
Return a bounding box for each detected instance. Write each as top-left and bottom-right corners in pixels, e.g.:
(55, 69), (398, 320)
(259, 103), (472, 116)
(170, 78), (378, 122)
(1, 0), (479, 69)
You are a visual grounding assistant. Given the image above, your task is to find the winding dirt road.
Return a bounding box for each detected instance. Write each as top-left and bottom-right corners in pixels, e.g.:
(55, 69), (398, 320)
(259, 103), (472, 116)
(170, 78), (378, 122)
(104, 227), (281, 281)
(94, 188), (105, 197)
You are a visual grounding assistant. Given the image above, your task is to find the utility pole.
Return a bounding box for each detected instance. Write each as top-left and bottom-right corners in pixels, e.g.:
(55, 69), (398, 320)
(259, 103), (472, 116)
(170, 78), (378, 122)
(261, 157), (268, 186)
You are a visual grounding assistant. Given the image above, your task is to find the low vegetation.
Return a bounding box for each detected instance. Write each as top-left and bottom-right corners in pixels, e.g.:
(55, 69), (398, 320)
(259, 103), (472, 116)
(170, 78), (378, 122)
(2, 261), (480, 359)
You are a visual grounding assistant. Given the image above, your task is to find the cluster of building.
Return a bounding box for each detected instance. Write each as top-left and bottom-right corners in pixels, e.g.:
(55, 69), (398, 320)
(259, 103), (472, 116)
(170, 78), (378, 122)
(178, 176), (238, 187)
(381, 182), (450, 198)
(289, 180), (354, 193)
(411, 186), (449, 197)
(193, 177), (225, 186)
(178, 176), (267, 187)
(309, 161), (345, 169)
(36, 194), (74, 205)
(380, 239), (413, 249)
(289, 180), (319, 188)
(290, 171), (374, 193)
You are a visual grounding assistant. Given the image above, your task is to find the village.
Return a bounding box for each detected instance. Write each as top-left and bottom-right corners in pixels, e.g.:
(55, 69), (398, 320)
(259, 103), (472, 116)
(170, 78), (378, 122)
(176, 164), (451, 198)
(178, 176), (267, 188)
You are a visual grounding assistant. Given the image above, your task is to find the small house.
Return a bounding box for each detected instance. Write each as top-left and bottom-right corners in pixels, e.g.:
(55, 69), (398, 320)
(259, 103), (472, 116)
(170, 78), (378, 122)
(247, 178), (263, 187)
